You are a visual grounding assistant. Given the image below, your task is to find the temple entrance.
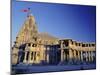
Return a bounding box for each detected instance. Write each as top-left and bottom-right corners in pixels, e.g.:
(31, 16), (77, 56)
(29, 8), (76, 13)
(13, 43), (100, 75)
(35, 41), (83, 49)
(64, 49), (69, 62)
(18, 50), (25, 63)
(56, 50), (61, 64)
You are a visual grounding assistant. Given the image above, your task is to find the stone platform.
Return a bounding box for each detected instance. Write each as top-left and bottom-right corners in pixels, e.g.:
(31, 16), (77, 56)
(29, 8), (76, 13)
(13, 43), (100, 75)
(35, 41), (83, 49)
(12, 64), (96, 74)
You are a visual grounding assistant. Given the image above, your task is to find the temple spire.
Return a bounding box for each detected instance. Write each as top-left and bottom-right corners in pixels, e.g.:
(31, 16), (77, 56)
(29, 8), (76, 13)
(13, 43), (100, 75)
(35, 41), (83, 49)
(15, 8), (38, 45)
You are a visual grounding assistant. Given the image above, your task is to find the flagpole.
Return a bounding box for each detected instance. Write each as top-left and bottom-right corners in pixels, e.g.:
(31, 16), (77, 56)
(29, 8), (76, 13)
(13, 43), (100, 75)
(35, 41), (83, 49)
(27, 8), (31, 17)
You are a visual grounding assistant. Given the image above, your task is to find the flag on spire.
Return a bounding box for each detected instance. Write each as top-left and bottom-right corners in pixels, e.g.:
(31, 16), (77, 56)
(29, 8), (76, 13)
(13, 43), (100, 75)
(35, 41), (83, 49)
(21, 8), (30, 12)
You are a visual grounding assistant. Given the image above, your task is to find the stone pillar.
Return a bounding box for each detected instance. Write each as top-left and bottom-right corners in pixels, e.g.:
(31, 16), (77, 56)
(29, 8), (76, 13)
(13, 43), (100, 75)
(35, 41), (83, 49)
(36, 51), (40, 63)
(23, 51), (27, 63)
(28, 51), (32, 63)
(61, 41), (64, 62)
(88, 51), (91, 62)
(85, 51), (88, 62)
(31, 52), (33, 63)
(47, 53), (49, 63)
(91, 51), (93, 62)
(69, 49), (73, 63)
(73, 50), (76, 60)
(80, 51), (83, 62)
(61, 50), (64, 62)
(78, 51), (80, 61)
(63, 51), (66, 61)
(67, 51), (69, 61)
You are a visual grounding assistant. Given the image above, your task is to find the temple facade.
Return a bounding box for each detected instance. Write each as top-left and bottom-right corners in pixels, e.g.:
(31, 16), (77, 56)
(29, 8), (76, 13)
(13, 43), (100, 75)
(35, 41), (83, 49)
(11, 12), (96, 65)
(59, 39), (96, 64)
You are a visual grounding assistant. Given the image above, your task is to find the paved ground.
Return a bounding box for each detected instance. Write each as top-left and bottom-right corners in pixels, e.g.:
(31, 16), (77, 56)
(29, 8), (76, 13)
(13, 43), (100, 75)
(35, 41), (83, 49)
(12, 64), (96, 74)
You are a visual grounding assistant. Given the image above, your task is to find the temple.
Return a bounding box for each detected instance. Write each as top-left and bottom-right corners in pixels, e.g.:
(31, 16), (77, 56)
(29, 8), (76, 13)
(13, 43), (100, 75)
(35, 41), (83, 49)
(11, 11), (96, 65)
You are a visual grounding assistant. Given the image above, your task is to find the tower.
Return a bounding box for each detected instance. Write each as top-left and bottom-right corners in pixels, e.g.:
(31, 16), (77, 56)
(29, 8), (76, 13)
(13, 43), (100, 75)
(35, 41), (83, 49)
(16, 10), (38, 46)
(12, 8), (38, 64)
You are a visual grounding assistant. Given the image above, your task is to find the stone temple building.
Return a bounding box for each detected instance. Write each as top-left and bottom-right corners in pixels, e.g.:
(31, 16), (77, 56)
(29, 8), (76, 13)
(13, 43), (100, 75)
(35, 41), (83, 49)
(11, 11), (96, 65)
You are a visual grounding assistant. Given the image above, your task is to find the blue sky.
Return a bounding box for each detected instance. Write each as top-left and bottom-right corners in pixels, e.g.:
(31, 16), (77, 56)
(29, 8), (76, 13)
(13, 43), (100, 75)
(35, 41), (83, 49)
(12, 1), (96, 44)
